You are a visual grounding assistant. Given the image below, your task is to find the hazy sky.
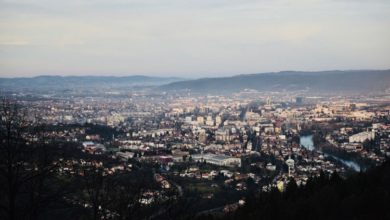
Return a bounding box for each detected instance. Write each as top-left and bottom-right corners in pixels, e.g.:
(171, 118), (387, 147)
(0, 0), (389, 77)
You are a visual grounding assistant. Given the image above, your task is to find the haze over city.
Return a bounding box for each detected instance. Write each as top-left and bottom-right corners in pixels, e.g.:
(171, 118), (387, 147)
(1, 1), (390, 220)
(1, 0), (390, 77)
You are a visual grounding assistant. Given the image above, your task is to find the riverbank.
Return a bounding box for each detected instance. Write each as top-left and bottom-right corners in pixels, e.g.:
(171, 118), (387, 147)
(300, 135), (365, 172)
(320, 145), (376, 171)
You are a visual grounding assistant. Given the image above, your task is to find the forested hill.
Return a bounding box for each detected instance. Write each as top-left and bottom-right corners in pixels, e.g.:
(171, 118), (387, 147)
(160, 70), (390, 94)
(0, 75), (183, 90)
(196, 160), (390, 220)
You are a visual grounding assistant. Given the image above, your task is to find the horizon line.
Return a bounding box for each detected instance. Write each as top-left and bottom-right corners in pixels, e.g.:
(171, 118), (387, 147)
(1, 68), (390, 79)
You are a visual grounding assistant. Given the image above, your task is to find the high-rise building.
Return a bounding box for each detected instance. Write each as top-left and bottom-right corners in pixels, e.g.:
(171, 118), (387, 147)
(296, 97), (303, 105)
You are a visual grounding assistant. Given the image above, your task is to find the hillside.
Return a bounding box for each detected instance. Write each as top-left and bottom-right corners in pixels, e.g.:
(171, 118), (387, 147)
(160, 70), (390, 94)
(195, 160), (390, 220)
(0, 75), (183, 90)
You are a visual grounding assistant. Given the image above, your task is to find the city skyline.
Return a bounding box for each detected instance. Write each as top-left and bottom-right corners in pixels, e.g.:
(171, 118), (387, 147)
(1, 0), (390, 77)
(1, 1), (390, 219)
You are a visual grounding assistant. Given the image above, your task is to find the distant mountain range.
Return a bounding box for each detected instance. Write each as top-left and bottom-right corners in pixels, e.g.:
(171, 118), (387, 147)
(0, 75), (184, 90)
(1, 70), (390, 94)
(159, 70), (390, 94)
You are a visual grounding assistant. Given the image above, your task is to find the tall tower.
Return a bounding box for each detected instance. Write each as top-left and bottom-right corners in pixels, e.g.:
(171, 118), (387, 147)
(286, 156), (295, 177)
(266, 96), (271, 106)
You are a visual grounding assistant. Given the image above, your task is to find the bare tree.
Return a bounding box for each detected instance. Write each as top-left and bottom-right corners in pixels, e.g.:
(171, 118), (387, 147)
(0, 99), (63, 220)
(79, 165), (158, 220)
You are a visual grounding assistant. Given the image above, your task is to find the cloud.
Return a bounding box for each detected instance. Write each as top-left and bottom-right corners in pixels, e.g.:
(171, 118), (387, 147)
(0, 0), (389, 77)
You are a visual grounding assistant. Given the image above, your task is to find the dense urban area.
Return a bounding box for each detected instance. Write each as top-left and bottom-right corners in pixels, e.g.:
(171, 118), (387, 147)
(1, 82), (390, 220)
(2, 0), (390, 218)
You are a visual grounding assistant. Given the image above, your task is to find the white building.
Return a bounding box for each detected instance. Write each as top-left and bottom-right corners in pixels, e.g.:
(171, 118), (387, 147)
(185, 116), (192, 123)
(286, 157), (295, 177)
(197, 116), (205, 125)
(215, 129), (231, 142)
(192, 153), (241, 167)
(116, 152), (135, 161)
(349, 131), (375, 143)
(206, 116), (214, 126)
(216, 116), (222, 126)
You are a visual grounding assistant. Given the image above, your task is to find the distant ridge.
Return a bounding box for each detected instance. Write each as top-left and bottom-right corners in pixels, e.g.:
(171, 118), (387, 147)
(159, 70), (390, 94)
(0, 75), (184, 90)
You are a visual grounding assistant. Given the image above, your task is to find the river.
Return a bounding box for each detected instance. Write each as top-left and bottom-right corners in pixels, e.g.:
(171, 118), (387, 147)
(300, 135), (361, 172)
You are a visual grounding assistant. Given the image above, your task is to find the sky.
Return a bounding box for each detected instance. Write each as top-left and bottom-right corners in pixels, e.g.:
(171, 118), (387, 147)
(0, 0), (389, 78)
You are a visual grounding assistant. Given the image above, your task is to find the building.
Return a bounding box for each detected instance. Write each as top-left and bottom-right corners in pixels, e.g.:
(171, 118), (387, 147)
(296, 97), (303, 105)
(206, 116), (214, 126)
(185, 116), (192, 123)
(349, 131), (375, 143)
(116, 152), (135, 161)
(216, 116), (222, 126)
(215, 129), (231, 142)
(286, 157), (295, 177)
(245, 111), (261, 126)
(82, 141), (106, 154)
(192, 153), (241, 167)
(197, 116), (205, 125)
(266, 163), (276, 171)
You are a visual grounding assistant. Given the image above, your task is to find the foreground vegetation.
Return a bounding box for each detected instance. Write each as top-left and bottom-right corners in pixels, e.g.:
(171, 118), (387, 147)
(196, 160), (390, 220)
